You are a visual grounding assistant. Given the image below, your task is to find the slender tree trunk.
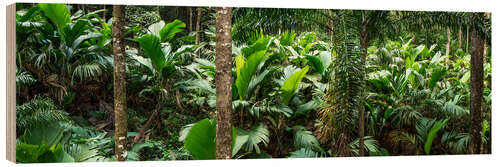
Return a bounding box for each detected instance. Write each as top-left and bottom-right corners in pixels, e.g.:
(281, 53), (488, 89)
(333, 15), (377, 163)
(103, 5), (107, 21)
(358, 15), (368, 157)
(458, 26), (462, 50)
(188, 7), (193, 33)
(483, 43), (488, 64)
(329, 10), (334, 43)
(112, 5), (128, 161)
(445, 27), (451, 58)
(194, 8), (202, 61)
(466, 26), (469, 53)
(215, 7), (233, 160)
(468, 28), (484, 154)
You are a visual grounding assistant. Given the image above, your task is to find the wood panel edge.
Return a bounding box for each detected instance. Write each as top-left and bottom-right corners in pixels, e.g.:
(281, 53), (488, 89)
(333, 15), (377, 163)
(6, 3), (17, 163)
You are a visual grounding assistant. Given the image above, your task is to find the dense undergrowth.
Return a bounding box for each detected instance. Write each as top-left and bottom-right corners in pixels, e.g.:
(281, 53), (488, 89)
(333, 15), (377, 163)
(15, 3), (491, 162)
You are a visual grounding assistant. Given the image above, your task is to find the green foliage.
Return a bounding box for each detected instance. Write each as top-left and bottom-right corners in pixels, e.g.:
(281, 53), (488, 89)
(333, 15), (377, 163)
(16, 123), (69, 163)
(38, 3), (70, 37)
(16, 69), (36, 88)
(424, 119), (448, 155)
(159, 19), (186, 42)
(280, 66), (309, 106)
(16, 96), (69, 133)
(291, 126), (321, 151)
(136, 34), (166, 72)
(236, 123), (270, 154)
(182, 118), (238, 160)
(235, 50), (269, 100)
(289, 148), (317, 158)
(183, 118), (216, 160)
(15, 4), (491, 161)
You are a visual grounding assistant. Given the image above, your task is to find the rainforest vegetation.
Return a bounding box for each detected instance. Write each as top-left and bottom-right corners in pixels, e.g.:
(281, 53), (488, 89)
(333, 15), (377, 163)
(14, 3), (491, 162)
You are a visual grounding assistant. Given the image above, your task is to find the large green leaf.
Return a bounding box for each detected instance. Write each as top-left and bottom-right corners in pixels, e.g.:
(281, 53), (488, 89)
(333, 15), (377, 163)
(183, 118), (238, 159)
(184, 118), (216, 160)
(22, 123), (65, 148)
(429, 68), (446, 90)
(131, 54), (155, 74)
(305, 55), (324, 74)
(147, 21), (165, 38)
(159, 19), (186, 42)
(424, 119), (448, 155)
(241, 36), (272, 58)
(280, 66), (309, 105)
(136, 34), (166, 72)
(16, 141), (50, 163)
(307, 51), (331, 77)
(39, 144), (74, 163)
(38, 3), (70, 33)
(235, 50), (269, 100)
(72, 32), (102, 50)
(247, 68), (276, 96)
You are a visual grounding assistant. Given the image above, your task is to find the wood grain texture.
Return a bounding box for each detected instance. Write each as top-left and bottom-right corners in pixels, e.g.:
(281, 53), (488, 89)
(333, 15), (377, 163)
(6, 3), (17, 163)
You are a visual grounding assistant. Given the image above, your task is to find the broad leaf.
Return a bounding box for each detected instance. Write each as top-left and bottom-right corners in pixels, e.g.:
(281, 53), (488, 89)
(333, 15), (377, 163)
(159, 19), (186, 42)
(39, 3), (70, 33)
(305, 55), (324, 74)
(184, 118), (216, 160)
(136, 34), (166, 72)
(235, 50), (269, 100)
(429, 68), (446, 89)
(183, 118), (238, 159)
(424, 119), (448, 154)
(147, 21), (165, 38)
(281, 66), (309, 105)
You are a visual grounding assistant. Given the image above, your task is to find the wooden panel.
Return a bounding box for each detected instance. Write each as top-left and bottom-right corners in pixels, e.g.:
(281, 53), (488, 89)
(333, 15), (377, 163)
(6, 3), (17, 163)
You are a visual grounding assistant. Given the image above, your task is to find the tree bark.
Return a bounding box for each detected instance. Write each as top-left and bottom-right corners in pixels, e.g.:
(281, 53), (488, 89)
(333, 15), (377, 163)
(215, 7), (233, 160)
(112, 5), (128, 161)
(188, 7), (193, 33)
(445, 26), (451, 58)
(358, 15), (368, 157)
(458, 26), (462, 50)
(466, 26), (469, 53)
(194, 8), (202, 61)
(468, 29), (484, 154)
(329, 9), (334, 43)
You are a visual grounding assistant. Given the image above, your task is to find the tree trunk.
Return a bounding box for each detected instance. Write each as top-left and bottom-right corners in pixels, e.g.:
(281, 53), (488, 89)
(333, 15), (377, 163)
(112, 5), (128, 161)
(103, 5), (107, 21)
(458, 26), (462, 50)
(329, 10), (334, 43)
(215, 7), (233, 160)
(194, 8), (202, 61)
(358, 16), (368, 157)
(445, 27), (451, 58)
(468, 28), (484, 154)
(466, 26), (469, 53)
(188, 7), (193, 33)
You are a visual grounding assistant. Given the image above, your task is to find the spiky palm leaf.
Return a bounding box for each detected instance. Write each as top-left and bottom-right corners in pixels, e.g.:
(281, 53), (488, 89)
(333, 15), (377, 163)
(316, 10), (364, 157)
(16, 95), (70, 132)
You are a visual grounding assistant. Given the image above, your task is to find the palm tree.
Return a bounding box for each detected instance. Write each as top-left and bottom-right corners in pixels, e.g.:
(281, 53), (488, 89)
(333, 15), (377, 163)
(317, 10), (364, 156)
(468, 12), (490, 154)
(215, 7), (233, 159)
(112, 5), (127, 161)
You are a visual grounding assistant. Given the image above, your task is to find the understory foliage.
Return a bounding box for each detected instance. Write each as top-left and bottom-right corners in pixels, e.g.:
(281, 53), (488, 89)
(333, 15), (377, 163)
(15, 3), (491, 162)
